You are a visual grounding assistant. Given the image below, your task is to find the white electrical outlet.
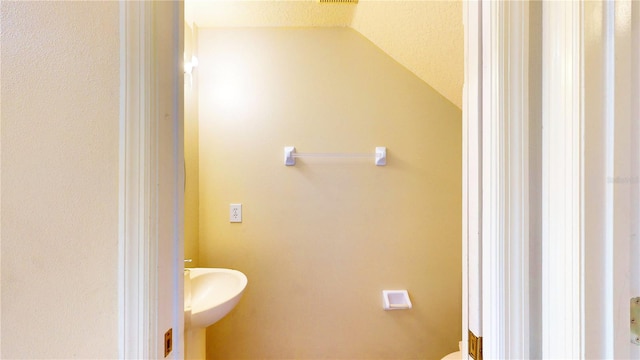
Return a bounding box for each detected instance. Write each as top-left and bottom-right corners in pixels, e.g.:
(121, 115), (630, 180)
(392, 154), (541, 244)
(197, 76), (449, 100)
(230, 203), (242, 223)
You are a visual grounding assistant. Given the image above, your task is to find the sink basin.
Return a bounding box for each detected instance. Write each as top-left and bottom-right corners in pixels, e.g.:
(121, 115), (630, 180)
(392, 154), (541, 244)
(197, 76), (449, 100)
(185, 268), (248, 329)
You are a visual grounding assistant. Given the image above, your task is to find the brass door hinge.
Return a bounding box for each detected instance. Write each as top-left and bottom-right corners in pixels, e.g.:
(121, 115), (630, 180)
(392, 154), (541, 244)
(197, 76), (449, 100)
(468, 330), (483, 360)
(164, 328), (173, 357)
(632, 297), (640, 345)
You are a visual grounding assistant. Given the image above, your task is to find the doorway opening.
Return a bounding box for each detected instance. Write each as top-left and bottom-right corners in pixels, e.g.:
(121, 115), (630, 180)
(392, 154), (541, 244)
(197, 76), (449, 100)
(182, 2), (464, 359)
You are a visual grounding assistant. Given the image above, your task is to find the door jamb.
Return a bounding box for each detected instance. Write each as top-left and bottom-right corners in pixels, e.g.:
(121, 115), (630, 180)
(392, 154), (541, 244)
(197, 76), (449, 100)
(118, 2), (156, 358)
(463, 1), (533, 358)
(118, 1), (184, 358)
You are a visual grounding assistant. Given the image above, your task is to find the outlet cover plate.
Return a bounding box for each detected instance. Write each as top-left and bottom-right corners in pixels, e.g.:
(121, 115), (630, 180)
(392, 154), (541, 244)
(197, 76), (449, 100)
(230, 203), (242, 223)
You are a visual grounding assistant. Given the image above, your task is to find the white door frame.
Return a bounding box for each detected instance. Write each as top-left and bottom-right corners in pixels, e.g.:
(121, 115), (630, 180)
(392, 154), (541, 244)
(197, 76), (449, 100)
(481, 1), (531, 358)
(463, 1), (532, 358)
(118, 1), (184, 359)
(119, 0), (638, 358)
(461, 0), (482, 357)
(539, 1), (638, 358)
(580, 1), (639, 358)
(540, 1), (584, 357)
(119, 2), (155, 357)
(463, 1), (639, 359)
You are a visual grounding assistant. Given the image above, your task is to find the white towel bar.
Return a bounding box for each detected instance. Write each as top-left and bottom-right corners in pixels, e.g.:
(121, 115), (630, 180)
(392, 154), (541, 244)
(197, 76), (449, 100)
(284, 146), (386, 166)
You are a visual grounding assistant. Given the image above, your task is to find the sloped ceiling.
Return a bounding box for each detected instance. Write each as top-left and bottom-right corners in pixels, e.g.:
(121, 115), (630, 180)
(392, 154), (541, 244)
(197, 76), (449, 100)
(185, 0), (463, 109)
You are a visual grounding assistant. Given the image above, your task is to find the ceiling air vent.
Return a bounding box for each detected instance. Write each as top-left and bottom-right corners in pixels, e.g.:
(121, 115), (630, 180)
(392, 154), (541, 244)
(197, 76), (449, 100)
(318, 0), (358, 3)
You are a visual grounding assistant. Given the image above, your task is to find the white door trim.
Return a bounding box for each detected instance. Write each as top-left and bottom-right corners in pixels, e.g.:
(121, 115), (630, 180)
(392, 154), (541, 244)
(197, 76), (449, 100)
(118, 2), (156, 358)
(118, 2), (184, 358)
(480, 1), (531, 358)
(472, 1), (639, 358)
(540, 2), (584, 357)
(464, 1), (532, 358)
(606, 2), (636, 357)
(462, 1), (482, 357)
(582, 1), (639, 358)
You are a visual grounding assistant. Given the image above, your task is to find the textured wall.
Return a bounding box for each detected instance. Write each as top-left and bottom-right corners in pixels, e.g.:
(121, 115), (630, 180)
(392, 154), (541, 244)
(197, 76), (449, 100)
(1, 2), (120, 358)
(185, 1), (463, 109)
(351, 1), (463, 108)
(186, 1), (355, 28)
(197, 27), (461, 359)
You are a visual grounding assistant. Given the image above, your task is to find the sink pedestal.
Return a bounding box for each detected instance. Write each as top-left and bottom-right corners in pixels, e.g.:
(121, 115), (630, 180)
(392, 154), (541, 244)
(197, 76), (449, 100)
(185, 328), (206, 360)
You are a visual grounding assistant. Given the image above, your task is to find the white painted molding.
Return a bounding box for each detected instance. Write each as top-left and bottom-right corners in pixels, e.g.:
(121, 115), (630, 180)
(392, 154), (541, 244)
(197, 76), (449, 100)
(462, 1), (482, 358)
(463, 2), (532, 358)
(504, 2), (531, 358)
(480, 1), (531, 359)
(541, 1), (583, 358)
(609, 3), (635, 358)
(582, 2), (614, 358)
(467, 2), (638, 358)
(118, 1), (156, 358)
(583, 1), (640, 359)
(540, 1), (639, 358)
(119, 2), (184, 359)
(630, 3), (640, 360)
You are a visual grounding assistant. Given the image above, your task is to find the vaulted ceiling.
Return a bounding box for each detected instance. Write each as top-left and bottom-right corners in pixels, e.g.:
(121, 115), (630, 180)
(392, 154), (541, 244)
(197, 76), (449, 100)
(185, 1), (463, 109)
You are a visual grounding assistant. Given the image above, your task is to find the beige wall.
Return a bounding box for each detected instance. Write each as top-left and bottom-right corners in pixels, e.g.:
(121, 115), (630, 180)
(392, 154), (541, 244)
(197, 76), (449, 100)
(351, 1), (463, 108)
(1, 2), (119, 358)
(197, 27), (461, 359)
(185, 23), (200, 267)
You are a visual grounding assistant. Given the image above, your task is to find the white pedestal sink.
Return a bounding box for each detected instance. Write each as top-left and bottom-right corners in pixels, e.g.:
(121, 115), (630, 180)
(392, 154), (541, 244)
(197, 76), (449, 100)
(184, 268), (248, 360)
